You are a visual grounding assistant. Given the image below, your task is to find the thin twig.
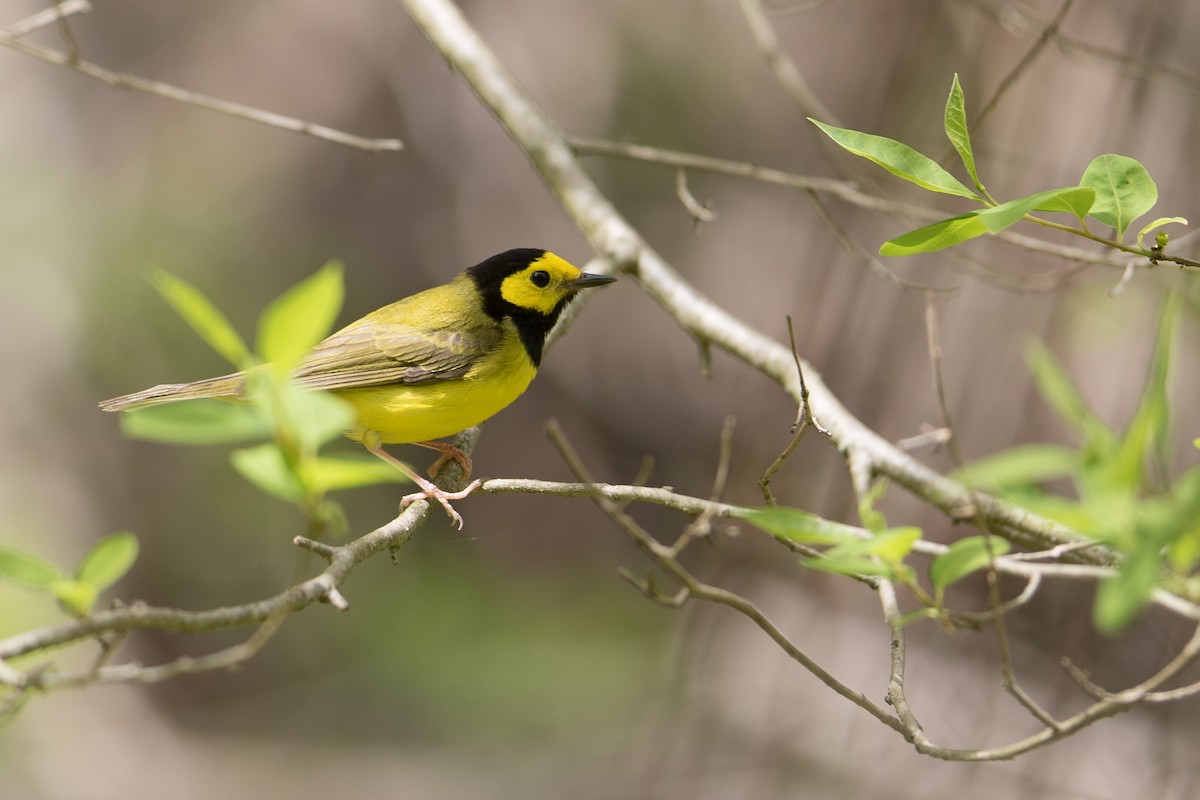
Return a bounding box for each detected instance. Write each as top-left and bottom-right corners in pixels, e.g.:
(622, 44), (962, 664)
(1, 0), (90, 38)
(673, 416), (737, 554)
(759, 315), (829, 504)
(736, 0), (839, 124)
(956, 0), (1075, 149)
(924, 295), (1060, 728)
(542, 419), (908, 737)
(952, 0), (1200, 94)
(0, 30), (403, 153)
(806, 189), (958, 295)
(674, 169), (717, 224)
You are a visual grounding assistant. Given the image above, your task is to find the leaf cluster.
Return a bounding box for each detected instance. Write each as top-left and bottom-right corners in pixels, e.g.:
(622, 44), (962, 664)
(812, 75), (1187, 262)
(0, 533), (138, 617)
(954, 297), (1200, 631)
(125, 264), (406, 534)
(739, 483), (1009, 627)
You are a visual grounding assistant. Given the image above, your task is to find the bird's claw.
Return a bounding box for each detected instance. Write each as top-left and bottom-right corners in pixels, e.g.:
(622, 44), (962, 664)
(399, 478), (483, 530)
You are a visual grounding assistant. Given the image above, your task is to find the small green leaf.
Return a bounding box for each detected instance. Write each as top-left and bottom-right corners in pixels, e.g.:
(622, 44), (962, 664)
(1110, 294), (1178, 489)
(976, 188), (1093, 234)
(1093, 544), (1161, 633)
(1032, 187), (1096, 220)
(1135, 216), (1188, 248)
(146, 266), (253, 369)
(951, 445), (1079, 491)
(857, 479), (890, 534)
(243, 375), (355, 451)
(231, 443), (303, 502)
(304, 454), (410, 493)
(256, 261), (345, 370)
(1024, 341), (1116, 449)
(858, 526), (922, 561)
(1080, 155), (1158, 241)
(51, 579), (98, 617)
(120, 399), (273, 445)
(880, 213), (989, 256)
(802, 556), (905, 578)
(981, 186), (1095, 231)
(285, 387), (356, 451)
(738, 506), (866, 546)
(0, 546), (65, 587)
(76, 532), (139, 591)
(944, 74), (982, 193)
(818, 526), (921, 563)
(929, 535), (1011, 593)
(810, 119), (980, 199)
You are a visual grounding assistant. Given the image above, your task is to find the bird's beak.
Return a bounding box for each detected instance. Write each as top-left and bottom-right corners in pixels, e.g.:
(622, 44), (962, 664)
(568, 272), (617, 289)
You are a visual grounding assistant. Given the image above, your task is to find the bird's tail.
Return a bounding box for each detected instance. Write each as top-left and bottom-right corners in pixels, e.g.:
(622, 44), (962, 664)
(99, 372), (245, 412)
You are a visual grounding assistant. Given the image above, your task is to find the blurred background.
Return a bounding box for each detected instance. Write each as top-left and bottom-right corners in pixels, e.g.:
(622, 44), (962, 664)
(3, 0), (1200, 797)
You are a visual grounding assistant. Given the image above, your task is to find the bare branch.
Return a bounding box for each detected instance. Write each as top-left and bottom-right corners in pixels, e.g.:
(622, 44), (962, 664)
(1, 0), (90, 38)
(0, 23), (403, 153)
(736, 0), (839, 124)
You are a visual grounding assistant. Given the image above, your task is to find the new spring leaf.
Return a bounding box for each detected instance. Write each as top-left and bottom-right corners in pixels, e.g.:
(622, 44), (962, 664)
(810, 119), (980, 199)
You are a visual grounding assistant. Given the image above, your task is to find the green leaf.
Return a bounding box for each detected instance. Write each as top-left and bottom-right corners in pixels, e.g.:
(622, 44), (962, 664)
(929, 535), (1011, 593)
(256, 261), (345, 370)
(810, 119), (980, 199)
(802, 555), (907, 578)
(1135, 216), (1188, 249)
(857, 479), (890, 534)
(803, 526), (921, 581)
(857, 526), (922, 561)
(1080, 155), (1158, 241)
(75, 532), (139, 591)
(943, 73), (982, 193)
(51, 579), (98, 617)
(0, 546), (64, 587)
(1093, 544), (1161, 633)
(822, 526), (921, 563)
(146, 266), (253, 369)
(738, 506), (867, 546)
(243, 375), (355, 451)
(284, 387), (356, 451)
(1110, 294), (1178, 489)
(231, 443), (303, 502)
(1032, 187), (1095, 221)
(976, 188), (1094, 234)
(303, 454), (410, 493)
(951, 444), (1079, 491)
(880, 213), (989, 256)
(1024, 340), (1116, 449)
(120, 399), (273, 445)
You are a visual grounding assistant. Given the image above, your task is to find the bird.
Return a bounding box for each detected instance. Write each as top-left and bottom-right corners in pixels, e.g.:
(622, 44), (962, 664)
(100, 248), (617, 527)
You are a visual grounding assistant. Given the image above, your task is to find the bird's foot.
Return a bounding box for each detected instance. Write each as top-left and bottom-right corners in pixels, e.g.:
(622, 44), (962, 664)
(399, 476), (483, 530)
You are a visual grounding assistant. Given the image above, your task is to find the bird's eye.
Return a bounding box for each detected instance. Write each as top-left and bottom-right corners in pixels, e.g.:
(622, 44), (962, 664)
(530, 270), (551, 288)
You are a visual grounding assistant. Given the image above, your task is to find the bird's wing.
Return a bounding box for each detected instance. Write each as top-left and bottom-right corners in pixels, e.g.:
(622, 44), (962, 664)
(292, 316), (499, 391)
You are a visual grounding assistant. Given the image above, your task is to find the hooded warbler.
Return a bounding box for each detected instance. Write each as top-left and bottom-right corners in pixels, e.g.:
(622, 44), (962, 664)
(100, 248), (616, 526)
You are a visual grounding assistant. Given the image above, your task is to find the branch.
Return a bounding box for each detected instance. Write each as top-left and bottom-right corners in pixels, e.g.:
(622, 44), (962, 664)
(568, 137), (1132, 271)
(0, 5), (403, 154)
(0, 498), (434, 697)
(736, 0), (839, 124)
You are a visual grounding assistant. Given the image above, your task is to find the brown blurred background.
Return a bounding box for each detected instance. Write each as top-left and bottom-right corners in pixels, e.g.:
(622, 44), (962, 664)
(2, 0), (1199, 797)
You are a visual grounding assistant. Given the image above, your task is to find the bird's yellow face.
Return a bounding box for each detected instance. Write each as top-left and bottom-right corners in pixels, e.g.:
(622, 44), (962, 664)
(498, 252), (587, 315)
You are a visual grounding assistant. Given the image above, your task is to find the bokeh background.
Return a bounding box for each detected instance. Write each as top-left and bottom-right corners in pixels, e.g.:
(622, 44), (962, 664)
(3, 0), (1200, 797)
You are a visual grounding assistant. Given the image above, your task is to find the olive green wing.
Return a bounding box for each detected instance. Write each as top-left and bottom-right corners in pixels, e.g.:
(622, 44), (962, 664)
(292, 314), (499, 390)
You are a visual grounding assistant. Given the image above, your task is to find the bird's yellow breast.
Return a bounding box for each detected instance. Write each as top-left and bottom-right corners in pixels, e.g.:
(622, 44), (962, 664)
(335, 323), (538, 444)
